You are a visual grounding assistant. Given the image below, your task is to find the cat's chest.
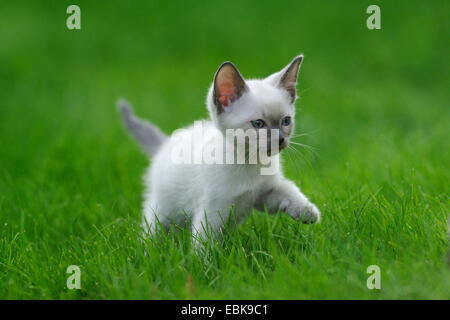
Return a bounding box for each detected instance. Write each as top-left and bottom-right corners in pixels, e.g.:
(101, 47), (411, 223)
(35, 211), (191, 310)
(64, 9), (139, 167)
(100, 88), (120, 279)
(201, 164), (277, 207)
(226, 173), (271, 204)
(230, 189), (259, 214)
(222, 167), (266, 191)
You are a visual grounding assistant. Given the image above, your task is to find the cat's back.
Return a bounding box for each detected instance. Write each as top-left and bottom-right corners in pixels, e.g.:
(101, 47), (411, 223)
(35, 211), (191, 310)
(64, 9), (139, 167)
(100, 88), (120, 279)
(147, 119), (221, 195)
(152, 119), (220, 168)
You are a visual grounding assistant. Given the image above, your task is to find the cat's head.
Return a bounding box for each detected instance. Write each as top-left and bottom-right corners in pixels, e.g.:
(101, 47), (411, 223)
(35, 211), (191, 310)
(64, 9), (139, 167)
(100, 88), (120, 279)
(206, 55), (303, 156)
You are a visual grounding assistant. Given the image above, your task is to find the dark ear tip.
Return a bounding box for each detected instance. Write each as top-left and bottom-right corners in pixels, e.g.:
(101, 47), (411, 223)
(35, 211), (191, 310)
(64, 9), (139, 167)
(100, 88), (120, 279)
(217, 61), (237, 71)
(215, 61), (245, 82)
(294, 54), (304, 63)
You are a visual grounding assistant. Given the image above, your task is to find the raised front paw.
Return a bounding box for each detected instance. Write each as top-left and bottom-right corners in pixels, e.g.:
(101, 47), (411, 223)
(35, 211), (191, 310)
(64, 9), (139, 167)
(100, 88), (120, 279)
(281, 199), (321, 224)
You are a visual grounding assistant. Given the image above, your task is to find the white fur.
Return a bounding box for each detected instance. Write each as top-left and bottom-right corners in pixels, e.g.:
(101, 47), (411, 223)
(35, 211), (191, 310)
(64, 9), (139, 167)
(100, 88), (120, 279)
(140, 56), (321, 244)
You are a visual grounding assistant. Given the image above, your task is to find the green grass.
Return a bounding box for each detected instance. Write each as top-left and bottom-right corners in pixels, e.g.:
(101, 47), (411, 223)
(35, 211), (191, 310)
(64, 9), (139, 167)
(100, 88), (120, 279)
(0, 0), (449, 299)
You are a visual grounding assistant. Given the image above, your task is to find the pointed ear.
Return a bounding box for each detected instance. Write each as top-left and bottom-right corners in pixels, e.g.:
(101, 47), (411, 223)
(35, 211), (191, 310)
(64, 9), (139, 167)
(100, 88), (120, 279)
(213, 62), (248, 113)
(267, 55), (303, 103)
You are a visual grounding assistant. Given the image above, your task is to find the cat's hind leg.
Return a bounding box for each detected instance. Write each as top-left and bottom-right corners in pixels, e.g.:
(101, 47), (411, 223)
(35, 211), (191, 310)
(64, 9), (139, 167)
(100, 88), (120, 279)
(191, 204), (244, 249)
(141, 198), (172, 236)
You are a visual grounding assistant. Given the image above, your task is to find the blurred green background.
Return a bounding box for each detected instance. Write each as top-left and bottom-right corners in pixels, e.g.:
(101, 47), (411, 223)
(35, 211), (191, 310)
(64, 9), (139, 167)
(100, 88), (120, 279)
(0, 1), (448, 299)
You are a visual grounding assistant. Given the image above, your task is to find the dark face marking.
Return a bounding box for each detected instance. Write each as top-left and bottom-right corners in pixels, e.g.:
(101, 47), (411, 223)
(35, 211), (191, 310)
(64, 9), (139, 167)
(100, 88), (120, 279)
(252, 116), (293, 156)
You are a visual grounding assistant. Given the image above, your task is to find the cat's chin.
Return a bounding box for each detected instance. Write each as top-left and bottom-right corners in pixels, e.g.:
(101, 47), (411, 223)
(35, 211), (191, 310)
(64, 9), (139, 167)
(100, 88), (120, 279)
(267, 142), (288, 156)
(266, 148), (284, 157)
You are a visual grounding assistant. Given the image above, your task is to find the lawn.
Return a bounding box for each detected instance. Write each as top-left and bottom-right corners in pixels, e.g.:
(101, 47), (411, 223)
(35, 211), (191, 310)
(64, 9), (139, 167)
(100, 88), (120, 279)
(0, 1), (449, 299)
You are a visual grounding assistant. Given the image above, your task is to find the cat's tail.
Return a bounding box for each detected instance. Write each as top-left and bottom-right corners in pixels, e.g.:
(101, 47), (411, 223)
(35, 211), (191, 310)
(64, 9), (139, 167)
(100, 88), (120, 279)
(118, 99), (167, 156)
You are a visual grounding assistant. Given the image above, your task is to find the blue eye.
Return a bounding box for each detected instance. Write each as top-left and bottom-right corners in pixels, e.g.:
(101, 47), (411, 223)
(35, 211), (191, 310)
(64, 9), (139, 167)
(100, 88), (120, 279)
(251, 119), (266, 129)
(281, 116), (291, 126)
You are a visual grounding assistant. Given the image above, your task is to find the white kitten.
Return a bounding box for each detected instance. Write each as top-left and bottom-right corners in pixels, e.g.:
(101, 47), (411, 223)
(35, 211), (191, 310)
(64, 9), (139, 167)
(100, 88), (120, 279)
(119, 55), (320, 245)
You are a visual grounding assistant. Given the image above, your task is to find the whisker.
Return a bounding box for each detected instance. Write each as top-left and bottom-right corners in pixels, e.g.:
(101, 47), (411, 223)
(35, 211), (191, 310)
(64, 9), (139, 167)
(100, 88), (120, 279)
(289, 141), (317, 152)
(291, 129), (318, 138)
(285, 146), (303, 175)
(286, 144), (313, 168)
(291, 132), (313, 138)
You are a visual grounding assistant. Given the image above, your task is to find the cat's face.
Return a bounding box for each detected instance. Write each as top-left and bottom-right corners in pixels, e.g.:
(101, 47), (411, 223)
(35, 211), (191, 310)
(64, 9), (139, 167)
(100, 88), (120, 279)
(207, 55), (303, 157)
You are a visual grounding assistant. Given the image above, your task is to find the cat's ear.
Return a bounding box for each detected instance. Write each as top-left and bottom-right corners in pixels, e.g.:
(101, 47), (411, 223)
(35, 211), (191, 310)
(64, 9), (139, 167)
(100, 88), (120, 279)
(213, 62), (248, 113)
(266, 55), (303, 103)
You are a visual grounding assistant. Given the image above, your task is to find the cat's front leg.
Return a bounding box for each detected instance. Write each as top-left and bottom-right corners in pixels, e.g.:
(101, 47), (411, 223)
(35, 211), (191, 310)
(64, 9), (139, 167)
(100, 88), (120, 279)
(191, 211), (222, 248)
(191, 206), (229, 249)
(191, 200), (249, 249)
(257, 179), (321, 223)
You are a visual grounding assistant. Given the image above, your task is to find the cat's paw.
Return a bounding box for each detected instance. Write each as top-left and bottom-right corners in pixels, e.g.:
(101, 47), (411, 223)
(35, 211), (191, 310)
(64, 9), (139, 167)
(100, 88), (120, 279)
(302, 202), (321, 224)
(283, 200), (321, 224)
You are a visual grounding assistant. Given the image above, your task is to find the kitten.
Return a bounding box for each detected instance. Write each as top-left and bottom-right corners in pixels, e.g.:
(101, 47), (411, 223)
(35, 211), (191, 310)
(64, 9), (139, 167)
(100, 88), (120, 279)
(119, 55), (320, 244)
